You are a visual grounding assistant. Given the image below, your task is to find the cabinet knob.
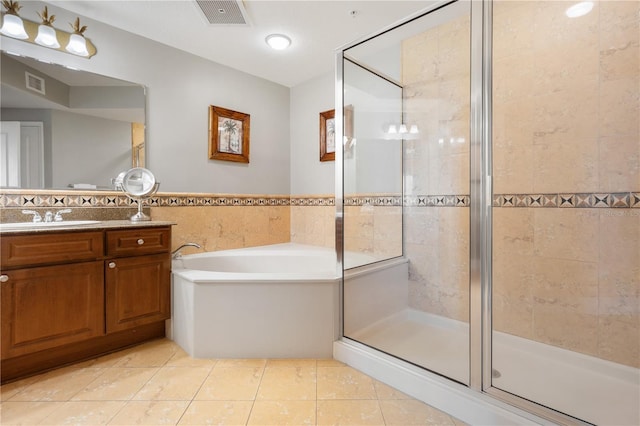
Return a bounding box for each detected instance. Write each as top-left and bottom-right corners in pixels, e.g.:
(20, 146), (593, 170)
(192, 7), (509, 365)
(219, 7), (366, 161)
(108, 262), (116, 269)
(0, 275), (8, 283)
(137, 239), (145, 245)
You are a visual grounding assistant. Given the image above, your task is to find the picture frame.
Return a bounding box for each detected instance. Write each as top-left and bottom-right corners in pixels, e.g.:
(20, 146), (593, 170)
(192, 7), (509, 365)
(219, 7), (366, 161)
(208, 105), (250, 163)
(319, 109), (335, 162)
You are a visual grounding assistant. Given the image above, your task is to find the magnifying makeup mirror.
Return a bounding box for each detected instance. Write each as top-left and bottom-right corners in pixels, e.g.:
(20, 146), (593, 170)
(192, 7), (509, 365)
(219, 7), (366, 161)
(119, 167), (159, 221)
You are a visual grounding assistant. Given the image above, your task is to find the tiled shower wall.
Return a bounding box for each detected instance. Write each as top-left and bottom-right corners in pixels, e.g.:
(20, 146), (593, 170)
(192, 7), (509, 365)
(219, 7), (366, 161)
(399, 0), (639, 368)
(402, 13), (471, 324)
(492, 0), (639, 368)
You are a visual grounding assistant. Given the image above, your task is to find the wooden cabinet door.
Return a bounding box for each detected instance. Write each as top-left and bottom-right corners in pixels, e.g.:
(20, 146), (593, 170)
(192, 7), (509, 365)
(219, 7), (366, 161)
(105, 253), (171, 333)
(1, 261), (104, 359)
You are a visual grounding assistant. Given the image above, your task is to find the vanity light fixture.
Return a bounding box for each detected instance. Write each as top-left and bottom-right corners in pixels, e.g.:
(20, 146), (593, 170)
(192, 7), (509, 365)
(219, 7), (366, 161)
(0, 0), (28, 39)
(0, 1), (96, 57)
(34, 6), (59, 48)
(387, 123), (419, 135)
(386, 122), (419, 140)
(565, 1), (594, 18)
(265, 33), (291, 50)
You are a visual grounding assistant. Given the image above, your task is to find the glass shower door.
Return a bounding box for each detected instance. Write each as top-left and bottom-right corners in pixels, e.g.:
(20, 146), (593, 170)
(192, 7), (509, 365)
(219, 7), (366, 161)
(490, 1), (640, 424)
(341, 0), (472, 385)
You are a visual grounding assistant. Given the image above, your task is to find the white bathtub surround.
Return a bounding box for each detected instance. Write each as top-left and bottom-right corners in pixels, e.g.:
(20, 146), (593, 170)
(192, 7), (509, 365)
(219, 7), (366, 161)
(171, 243), (340, 359)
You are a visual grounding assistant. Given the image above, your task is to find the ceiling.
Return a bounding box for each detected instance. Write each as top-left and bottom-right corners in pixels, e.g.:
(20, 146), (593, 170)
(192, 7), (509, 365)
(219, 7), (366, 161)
(46, 0), (434, 87)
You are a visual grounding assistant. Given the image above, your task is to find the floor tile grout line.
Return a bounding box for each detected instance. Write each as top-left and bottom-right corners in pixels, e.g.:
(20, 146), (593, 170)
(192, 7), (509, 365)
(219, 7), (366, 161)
(244, 361), (267, 425)
(173, 361), (216, 426)
(315, 359), (319, 425)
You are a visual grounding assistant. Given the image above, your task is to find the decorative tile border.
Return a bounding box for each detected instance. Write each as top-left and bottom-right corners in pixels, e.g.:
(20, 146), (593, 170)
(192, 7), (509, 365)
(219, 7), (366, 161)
(494, 192), (639, 208)
(2, 190), (637, 209)
(344, 196), (403, 206)
(404, 195), (470, 207)
(344, 195), (470, 207)
(0, 191), (292, 208)
(290, 197), (335, 206)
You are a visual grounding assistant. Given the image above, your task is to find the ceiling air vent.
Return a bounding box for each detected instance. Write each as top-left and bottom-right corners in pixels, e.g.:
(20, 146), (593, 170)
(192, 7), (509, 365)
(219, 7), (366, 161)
(25, 72), (46, 95)
(195, 0), (250, 26)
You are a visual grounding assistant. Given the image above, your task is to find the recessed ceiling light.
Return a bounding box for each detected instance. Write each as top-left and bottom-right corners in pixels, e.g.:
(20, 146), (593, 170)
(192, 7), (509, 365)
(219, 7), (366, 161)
(565, 1), (594, 18)
(265, 34), (291, 50)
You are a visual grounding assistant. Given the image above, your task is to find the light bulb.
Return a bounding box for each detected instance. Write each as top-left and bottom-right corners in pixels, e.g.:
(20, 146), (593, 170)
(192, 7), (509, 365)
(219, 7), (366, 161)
(388, 124), (398, 134)
(409, 125), (419, 134)
(399, 124), (408, 134)
(66, 33), (89, 56)
(35, 25), (60, 48)
(0, 14), (28, 39)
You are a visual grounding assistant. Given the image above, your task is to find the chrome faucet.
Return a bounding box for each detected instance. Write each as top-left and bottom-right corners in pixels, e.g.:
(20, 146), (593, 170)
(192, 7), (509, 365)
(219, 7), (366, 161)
(22, 210), (42, 223)
(22, 209), (72, 223)
(54, 209), (72, 222)
(172, 242), (202, 259)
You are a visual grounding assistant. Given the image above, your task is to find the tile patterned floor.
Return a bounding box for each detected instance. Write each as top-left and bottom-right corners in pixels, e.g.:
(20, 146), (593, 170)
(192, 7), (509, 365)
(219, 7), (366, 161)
(0, 339), (466, 425)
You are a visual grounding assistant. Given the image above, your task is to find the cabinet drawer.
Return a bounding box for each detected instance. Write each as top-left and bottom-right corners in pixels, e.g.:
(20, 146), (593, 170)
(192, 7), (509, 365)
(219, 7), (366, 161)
(0, 232), (104, 269)
(106, 227), (170, 257)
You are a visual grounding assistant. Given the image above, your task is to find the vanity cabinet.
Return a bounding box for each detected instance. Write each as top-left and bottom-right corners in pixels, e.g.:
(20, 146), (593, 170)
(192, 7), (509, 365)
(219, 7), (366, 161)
(105, 228), (171, 333)
(0, 224), (172, 383)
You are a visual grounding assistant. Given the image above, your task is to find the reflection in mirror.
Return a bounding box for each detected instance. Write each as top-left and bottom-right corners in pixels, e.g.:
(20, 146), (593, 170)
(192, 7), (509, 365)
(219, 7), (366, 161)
(0, 52), (146, 190)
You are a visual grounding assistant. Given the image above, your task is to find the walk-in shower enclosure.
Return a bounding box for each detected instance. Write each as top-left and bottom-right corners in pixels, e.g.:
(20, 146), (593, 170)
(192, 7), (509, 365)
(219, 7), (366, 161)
(336, 1), (639, 424)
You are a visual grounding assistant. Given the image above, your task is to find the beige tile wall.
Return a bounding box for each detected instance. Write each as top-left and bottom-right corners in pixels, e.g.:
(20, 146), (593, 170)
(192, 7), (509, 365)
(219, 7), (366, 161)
(493, 1), (639, 195)
(492, 1), (640, 368)
(405, 207), (470, 323)
(401, 13), (471, 324)
(0, 190), (292, 254)
(290, 204), (335, 248)
(343, 206), (402, 262)
(150, 205), (290, 253)
(493, 208), (639, 368)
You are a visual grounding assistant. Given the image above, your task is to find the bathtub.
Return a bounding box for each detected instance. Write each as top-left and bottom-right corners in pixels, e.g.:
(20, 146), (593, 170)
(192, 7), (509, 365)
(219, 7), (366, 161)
(170, 243), (341, 358)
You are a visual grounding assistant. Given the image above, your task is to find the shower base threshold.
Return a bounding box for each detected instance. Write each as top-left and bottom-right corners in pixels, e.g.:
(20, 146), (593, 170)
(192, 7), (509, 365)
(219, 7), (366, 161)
(347, 308), (639, 425)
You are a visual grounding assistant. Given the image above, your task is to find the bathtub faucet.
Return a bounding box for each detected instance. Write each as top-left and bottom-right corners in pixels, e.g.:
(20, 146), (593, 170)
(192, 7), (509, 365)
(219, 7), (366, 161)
(172, 242), (202, 259)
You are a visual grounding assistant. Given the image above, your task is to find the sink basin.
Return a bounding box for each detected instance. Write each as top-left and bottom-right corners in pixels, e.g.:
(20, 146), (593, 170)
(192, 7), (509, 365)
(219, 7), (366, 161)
(0, 220), (100, 230)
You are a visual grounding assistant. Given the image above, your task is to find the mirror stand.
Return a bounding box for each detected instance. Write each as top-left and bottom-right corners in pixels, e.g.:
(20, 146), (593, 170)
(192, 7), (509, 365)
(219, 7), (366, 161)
(128, 183), (159, 222)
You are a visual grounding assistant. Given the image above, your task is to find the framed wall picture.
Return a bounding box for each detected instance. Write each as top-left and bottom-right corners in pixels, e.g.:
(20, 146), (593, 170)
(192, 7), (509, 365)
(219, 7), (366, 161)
(319, 109), (335, 162)
(208, 105), (250, 163)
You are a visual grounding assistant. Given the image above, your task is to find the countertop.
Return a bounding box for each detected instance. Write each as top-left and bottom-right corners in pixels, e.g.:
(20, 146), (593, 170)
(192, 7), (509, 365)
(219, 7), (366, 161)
(0, 220), (176, 235)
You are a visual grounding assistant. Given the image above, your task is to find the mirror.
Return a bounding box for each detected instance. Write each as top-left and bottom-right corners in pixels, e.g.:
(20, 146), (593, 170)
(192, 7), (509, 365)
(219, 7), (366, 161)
(121, 167), (156, 197)
(119, 167), (159, 222)
(0, 51), (146, 190)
